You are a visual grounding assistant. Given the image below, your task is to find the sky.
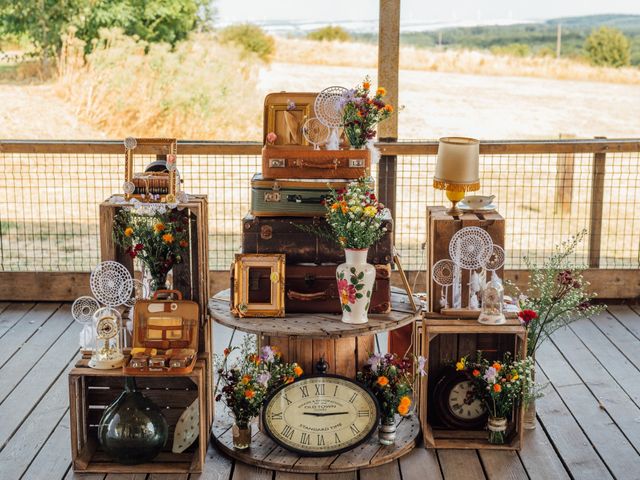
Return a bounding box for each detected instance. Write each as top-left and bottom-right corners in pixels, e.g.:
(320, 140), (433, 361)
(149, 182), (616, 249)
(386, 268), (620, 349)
(216, 0), (640, 26)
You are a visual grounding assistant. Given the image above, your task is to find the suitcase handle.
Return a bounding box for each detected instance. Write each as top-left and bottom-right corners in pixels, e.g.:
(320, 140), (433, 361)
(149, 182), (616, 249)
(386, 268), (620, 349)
(287, 289), (329, 302)
(152, 289), (183, 300)
(292, 158), (338, 170)
(287, 194), (328, 204)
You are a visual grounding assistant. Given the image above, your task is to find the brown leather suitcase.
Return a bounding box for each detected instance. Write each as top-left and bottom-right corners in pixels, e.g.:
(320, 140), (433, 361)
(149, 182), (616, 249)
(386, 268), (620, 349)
(241, 211), (394, 265)
(262, 146), (371, 179)
(230, 263), (392, 314)
(285, 264), (391, 314)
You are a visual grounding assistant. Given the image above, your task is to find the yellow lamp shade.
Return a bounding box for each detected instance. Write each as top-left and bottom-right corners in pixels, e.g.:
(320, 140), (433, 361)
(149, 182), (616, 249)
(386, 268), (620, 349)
(433, 137), (480, 193)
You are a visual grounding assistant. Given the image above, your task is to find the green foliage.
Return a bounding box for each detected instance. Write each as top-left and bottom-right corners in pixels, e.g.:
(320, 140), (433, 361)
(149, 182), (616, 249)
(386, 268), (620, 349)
(490, 43), (531, 57)
(0, 0), (210, 58)
(218, 23), (274, 62)
(307, 25), (351, 42)
(585, 26), (631, 67)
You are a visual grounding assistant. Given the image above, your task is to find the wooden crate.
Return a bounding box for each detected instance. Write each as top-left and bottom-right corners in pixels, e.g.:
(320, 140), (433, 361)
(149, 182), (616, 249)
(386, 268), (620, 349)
(69, 358), (208, 474)
(426, 206), (504, 313)
(419, 315), (527, 450)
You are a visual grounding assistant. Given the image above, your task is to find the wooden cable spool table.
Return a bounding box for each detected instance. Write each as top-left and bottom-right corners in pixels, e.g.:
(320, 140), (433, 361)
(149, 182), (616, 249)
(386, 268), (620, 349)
(208, 288), (422, 473)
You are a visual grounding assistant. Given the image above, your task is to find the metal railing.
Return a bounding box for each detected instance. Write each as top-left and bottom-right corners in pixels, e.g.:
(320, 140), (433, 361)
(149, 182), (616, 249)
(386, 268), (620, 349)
(1, 139), (639, 277)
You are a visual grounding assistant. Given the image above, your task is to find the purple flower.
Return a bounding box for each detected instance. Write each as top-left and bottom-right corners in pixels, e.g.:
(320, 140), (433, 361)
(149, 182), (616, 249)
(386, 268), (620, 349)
(366, 353), (383, 374)
(261, 345), (276, 363)
(417, 356), (427, 377)
(286, 99), (296, 111)
(483, 366), (498, 384)
(257, 372), (271, 387)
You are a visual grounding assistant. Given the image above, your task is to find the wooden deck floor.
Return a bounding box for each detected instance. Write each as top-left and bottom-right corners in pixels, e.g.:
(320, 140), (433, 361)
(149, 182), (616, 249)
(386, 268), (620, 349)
(1, 302), (640, 480)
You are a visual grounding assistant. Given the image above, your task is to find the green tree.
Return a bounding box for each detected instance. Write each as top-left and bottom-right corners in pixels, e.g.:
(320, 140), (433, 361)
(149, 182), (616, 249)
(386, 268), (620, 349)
(218, 23), (274, 62)
(0, 0), (212, 58)
(307, 25), (351, 42)
(585, 26), (631, 67)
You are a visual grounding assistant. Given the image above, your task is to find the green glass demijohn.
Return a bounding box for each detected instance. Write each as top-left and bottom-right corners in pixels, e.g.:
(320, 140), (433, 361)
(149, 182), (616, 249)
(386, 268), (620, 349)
(98, 377), (169, 464)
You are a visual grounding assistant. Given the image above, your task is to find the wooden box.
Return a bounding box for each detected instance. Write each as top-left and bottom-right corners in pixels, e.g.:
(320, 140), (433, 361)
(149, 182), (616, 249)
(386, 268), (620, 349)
(69, 358), (208, 473)
(426, 206), (505, 313)
(419, 315), (527, 450)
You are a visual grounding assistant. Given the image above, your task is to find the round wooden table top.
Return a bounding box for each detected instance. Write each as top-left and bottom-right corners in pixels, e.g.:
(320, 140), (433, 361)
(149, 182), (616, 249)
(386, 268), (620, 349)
(208, 289), (421, 339)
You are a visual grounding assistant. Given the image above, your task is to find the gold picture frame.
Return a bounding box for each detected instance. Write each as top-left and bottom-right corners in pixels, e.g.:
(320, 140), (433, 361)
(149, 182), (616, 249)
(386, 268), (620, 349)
(267, 103), (312, 146)
(124, 137), (178, 202)
(232, 254), (285, 318)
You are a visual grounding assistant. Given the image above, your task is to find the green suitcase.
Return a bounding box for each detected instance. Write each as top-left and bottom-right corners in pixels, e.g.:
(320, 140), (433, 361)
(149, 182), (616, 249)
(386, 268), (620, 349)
(250, 174), (373, 217)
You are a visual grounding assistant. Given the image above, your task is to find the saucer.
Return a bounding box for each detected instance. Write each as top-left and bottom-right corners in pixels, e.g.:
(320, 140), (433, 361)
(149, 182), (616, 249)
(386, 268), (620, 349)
(459, 201), (497, 212)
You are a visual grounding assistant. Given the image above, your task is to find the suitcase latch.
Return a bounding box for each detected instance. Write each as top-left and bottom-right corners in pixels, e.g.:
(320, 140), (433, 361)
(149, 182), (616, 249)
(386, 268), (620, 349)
(264, 191), (281, 202)
(349, 159), (365, 168)
(269, 158), (285, 168)
(260, 225), (273, 240)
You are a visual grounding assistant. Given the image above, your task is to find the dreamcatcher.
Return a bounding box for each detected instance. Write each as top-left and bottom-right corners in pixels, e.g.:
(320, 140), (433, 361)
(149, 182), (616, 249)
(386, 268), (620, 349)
(314, 86), (347, 150)
(302, 117), (330, 150)
(449, 227), (493, 309)
(432, 259), (455, 309)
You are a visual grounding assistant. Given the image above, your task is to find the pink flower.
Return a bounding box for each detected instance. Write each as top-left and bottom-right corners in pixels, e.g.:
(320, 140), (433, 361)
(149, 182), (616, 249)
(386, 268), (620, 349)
(338, 279), (357, 305)
(266, 132), (277, 144)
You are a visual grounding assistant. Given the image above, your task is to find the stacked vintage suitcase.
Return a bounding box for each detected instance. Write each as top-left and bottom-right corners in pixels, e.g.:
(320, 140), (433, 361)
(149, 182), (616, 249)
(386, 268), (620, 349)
(238, 92), (394, 314)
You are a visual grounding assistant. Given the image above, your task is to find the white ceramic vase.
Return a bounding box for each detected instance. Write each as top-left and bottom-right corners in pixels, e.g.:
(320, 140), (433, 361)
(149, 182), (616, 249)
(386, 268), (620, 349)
(336, 249), (376, 324)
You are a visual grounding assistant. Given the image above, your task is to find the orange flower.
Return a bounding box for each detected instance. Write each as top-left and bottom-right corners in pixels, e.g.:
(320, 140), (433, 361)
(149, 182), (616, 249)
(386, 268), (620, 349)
(397, 403), (409, 415)
(241, 374), (252, 384)
(493, 384), (502, 393)
(223, 347), (231, 356)
(492, 362), (502, 372)
(285, 376), (294, 384)
(154, 223), (165, 233)
(293, 365), (303, 377)
(472, 369), (480, 377)
(124, 227), (134, 237)
(244, 389), (255, 399)
(399, 396), (411, 407)
(376, 87), (386, 96)
(363, 81), (370, 90)
(338, 236), (347, 246)
(248, 354), (260, 365)
(179, 239), (188, 248)
(376, 376), (389, 387)
(331, 202), (340, 211)
(273, 346), (281, 358)
(384, 104), (394, 113)
(162, 233), (174, 244)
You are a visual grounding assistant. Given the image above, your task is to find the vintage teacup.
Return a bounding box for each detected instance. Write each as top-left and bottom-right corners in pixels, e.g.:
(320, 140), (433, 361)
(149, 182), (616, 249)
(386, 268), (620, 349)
(463, 195), (495, 209)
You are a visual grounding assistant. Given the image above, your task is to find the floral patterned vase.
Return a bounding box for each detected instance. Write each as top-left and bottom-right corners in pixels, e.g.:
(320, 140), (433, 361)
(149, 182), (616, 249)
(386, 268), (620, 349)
(336, 248), (376, 324)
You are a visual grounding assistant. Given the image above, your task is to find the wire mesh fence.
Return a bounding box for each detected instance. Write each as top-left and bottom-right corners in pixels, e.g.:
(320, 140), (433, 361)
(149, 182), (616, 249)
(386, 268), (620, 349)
(1, 141), (639, 273)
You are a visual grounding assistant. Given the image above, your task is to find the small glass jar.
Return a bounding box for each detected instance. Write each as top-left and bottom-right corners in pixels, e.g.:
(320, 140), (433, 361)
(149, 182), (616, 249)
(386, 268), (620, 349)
(487, 416), (508, 445)
(232, 423), (252, 450)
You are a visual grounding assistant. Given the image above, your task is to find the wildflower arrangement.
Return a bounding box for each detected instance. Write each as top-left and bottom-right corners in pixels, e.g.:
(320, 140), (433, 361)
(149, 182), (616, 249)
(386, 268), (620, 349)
(113, 209), (189, 292)
(341, 77), (394, 148)
(253, 345), (304, 395)
(457, 353), (534, 444)
(357, 352), (425, 421)
(511, 230), (605, 357)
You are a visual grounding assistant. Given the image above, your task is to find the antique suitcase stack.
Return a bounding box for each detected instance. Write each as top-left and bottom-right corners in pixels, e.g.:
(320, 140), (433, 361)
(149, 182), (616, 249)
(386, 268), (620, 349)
(236, 92), (395, 314)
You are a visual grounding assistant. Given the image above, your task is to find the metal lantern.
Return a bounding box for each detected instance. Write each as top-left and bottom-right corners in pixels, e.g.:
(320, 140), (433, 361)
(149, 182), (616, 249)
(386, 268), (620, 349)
(477, 272), (506, 325)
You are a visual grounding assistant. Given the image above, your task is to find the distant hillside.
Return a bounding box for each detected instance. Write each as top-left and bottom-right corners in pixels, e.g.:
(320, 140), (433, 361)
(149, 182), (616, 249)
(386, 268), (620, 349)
(355, 14), (640, 66)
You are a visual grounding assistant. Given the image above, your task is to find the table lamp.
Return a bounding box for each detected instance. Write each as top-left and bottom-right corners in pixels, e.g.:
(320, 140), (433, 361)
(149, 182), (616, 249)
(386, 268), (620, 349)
(433, 137), (480, 216)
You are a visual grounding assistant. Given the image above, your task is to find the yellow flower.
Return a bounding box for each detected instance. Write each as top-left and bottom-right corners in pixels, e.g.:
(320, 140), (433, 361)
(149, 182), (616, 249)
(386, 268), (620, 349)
(376, 87), (386, 96)
(154, 223), (165, 233)
(455, 358), (466, 371)
(363, 206), (377, 217)
(338, 236), (347, 247)
(162, 233), (174, 244)
(241, 374), (252, 384)
(511, 373), (519, 381)
(124, 227), (134, 237)
(350, 205), (363, 215)
(397, 403), (409, 415)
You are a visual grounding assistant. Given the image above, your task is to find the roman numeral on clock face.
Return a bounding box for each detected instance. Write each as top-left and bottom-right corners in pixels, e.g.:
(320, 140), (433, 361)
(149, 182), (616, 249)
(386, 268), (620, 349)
(283, 394), (292, 405)
(334, 432), (341, 444)
(317, 434), (325, 446)
(349, 393), (358, 403)
(300, 432), (311, 445)
(314, 384), (325, 396)
(357, 410), (370, 417)
(270, 411), (283, 421)
(349, 423), (360, 436)
(281, 424), (295, 440)
(299, 385), (309, 398)
(333, 385), (339, 396)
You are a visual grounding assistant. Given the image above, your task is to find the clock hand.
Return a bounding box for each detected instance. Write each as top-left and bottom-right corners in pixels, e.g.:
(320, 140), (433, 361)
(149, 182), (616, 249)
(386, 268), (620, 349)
(302, 411), (350, 417)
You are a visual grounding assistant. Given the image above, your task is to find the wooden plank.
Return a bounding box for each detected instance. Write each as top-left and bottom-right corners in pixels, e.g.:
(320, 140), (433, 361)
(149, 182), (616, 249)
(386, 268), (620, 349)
(534, 367), (612, 479)
(187, 441), (232, 480)
(103, 475), (147, 480)
(0, 359), (74, 478)
(0, 273), (91, 301)
(0, 302), (60, 367)
(478, 450), (528, 480)
(398, 447), (442, 480)
(518, 426), (570, 480)
(550, 324), (640, 448)
(274, 472), (315, 480)
(0, 304), (74, 404)
(230, 462), (272, 480)
(0, 302), (34, 337)
(64, 471), (105, 480)
(377, 0), (399, 140)
(588, 141), (607, 268)
(318, 473), (356, 480)
(359, 461), (401, 480)
(437, 450), (485, 480)
(148, 474), (189, 480)
(607, 305), (640, 342)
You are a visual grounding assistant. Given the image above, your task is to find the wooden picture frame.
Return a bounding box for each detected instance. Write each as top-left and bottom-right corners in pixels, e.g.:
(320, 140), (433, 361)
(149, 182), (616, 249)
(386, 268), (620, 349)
(124, 137), (178, 202)
(232, 254), (285, 318)
(266, 103), (312, 146)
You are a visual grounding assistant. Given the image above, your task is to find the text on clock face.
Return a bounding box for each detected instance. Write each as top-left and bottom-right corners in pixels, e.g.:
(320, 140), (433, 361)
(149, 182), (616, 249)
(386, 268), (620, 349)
(448, 380), (485, 419)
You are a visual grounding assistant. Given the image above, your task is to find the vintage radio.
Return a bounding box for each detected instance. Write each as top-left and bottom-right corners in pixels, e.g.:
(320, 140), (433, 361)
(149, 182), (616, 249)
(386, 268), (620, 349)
(124, 290), (199, 375)
(250, 174), (374, 217)
(123, 137), (178, 202)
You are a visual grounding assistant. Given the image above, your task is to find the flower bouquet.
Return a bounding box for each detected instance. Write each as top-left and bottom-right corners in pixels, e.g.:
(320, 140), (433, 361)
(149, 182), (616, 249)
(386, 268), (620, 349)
(113, 209), (189, 293)
(357, 352), (424, 444)
(341, 77), (394, 149)
(457, 354), (533, 444)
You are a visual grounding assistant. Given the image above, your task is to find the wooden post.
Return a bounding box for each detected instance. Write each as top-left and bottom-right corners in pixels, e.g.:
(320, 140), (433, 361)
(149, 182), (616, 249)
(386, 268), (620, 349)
(554, 133), (575, 215)
(589, 137), (607, 268)
(556, 23), (562, 58)
(377, 0), (401, 223)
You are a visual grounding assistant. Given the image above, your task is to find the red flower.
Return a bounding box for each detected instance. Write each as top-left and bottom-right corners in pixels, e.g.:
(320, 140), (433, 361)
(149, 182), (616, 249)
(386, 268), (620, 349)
(134, 243), (144, 251)
(518, 309), (538, 327)
(337, 279), (357, 305)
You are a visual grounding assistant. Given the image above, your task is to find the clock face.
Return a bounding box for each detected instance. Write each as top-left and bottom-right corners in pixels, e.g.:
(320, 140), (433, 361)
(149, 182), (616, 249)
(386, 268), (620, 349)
(263, 375), (379, 455)
(447, 380), (485, 421)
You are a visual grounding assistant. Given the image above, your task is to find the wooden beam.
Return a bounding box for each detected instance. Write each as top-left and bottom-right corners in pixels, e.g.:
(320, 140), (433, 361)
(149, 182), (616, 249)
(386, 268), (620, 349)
(377, 0), (400, 140)
(2, 269), (638, 301)
(589, 137), (607, 268)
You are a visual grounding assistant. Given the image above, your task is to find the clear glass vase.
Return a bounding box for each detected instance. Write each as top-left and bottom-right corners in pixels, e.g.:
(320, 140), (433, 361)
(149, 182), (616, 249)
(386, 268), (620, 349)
(232, 423), (252, 450)
(523, 397), (536, 430)
(378, 416), (397, 445)
(487, 416), (507, 445)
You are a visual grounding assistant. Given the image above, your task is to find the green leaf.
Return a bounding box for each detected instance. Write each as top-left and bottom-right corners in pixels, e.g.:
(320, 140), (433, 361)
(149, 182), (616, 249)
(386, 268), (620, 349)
(355, 284), (364, 291)
(357, 272), (364, 280)
(344, 305), (351, 312)
(356, 293), (363, 299)
(351, 276), (358, 285)
(366, 291), (371, 298)
(350, 267), (356, 274)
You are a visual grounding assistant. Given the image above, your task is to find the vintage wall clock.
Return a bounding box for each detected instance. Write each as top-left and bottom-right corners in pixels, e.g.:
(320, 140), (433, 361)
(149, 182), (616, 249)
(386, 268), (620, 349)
(262, 364), (379, 456)
(431, 367), (487, 429)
